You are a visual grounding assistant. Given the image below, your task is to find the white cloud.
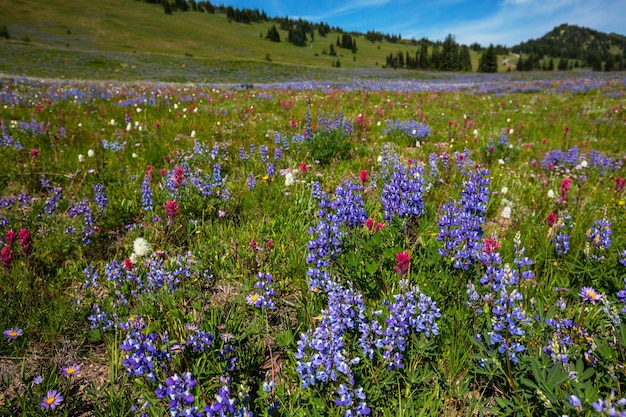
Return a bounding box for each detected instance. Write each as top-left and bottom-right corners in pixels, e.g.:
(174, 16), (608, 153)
(303, 0), (392, 21)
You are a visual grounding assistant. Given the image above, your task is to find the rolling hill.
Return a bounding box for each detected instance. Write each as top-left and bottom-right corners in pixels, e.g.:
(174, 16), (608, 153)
(0, 0), (623, 81)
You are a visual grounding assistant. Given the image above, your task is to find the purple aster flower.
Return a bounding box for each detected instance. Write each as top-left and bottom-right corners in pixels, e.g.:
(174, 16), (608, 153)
(580, 286), (603, 305)
(40, 390), (63, 410)
(3, 328), (23, 340)
(61, 363), (81, 378)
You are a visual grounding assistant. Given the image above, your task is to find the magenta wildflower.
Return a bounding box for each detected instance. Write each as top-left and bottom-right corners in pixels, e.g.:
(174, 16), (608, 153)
(559, 177), (572, 204)
(0, 246), (12, 269)
(5, 229), (16, 245)
(18, 228), (32, 254)
(174, 166), (184, 188)
(163, 200), (179, 220)
(40, 390), (63, 410)
(394, 252), (411, 277)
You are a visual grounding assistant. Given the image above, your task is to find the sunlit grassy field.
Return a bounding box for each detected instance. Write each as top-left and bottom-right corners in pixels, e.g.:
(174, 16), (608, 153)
(0, 64), (625, 417)
(0, 0), (518, 76)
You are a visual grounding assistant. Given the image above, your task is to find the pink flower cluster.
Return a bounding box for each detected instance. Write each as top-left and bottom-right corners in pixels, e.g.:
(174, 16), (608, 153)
(1, 228), (33, 269)
(394, 252), (411, 277)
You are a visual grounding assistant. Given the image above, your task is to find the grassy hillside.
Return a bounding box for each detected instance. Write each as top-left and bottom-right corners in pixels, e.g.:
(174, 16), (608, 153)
(0, 0), (518, 80)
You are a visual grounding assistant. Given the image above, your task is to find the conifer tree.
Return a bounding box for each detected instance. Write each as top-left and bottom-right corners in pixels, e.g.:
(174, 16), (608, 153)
(162, 0), (172, 15)
(459, 45), (472, 71)
(442, 34), (460, 71)
(418, 44), (428, 69)
(478, 44), (498, 72)
(266, 25), (280, 42)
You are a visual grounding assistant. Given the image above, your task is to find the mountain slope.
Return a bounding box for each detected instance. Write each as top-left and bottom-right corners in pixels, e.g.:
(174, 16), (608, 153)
(511, 23), (626, 61)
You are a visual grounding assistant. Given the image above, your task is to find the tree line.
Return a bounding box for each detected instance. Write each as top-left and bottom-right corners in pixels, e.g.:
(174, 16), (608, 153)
(385, 35), (473, 72)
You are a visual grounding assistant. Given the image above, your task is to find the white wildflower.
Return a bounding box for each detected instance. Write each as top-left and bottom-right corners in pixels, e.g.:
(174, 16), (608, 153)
(129, 253), (140, 265)
(284, 172), (295, 187)
(78, 154), (85, 163)
(501, 186), (508, 195)
(547, 189), (555, 199)
(133, 238), (152, 258)
(501, 206), (512, 219)
(87, 149), (95, 158)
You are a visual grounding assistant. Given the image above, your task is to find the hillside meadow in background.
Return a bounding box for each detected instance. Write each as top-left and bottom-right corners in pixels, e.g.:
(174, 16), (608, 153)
(1, 1), (626, 417)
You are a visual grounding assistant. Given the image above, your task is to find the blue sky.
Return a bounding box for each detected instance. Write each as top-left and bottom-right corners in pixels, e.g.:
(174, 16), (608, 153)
(218, 0), (626, 46)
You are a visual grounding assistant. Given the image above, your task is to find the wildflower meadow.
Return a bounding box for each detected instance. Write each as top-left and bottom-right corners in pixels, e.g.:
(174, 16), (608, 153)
(1, 71), (626, 416)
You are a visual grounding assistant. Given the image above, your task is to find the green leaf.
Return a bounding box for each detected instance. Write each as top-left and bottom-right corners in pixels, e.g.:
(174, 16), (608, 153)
(87, 328), (103, 342)
(545, 364), (568, 389)
(365, 260), (380, 275)
(520, 377), (539, 390)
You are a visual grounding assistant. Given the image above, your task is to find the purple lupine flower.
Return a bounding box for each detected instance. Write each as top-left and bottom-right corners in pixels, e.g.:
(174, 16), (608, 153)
(93, 184), (108, 216)
(87, 303), (114, 331)
(141, 175), (154, 211)
(69, 198), (95, 244)
(120, 325), (170, 381)
(247, 173), (256, 190)
(380, 155), (426, 225)
(205, 379), (236, 416)
(238, 146), (248, 160)
(543, 316), (576, 364)
(259, 144), (269, 162)
(383, 119), (430, 143)
(568, 395), (581, 407)
(587, 218), (612, 260)
(428, 153), (439, 179)
(513, 233), (535, 280)
(43, 187), (63, 216)
(549, 213), (573, 256)
(266, 162), (275, 180)
(185, 324), (215, 352)
(378, 282), (441, 369)
(155, 372), (198, 416)
(248, 272), (277, 310)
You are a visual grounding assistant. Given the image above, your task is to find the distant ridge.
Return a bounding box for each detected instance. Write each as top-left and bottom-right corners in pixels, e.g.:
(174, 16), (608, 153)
(511, 23), (625, 70)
